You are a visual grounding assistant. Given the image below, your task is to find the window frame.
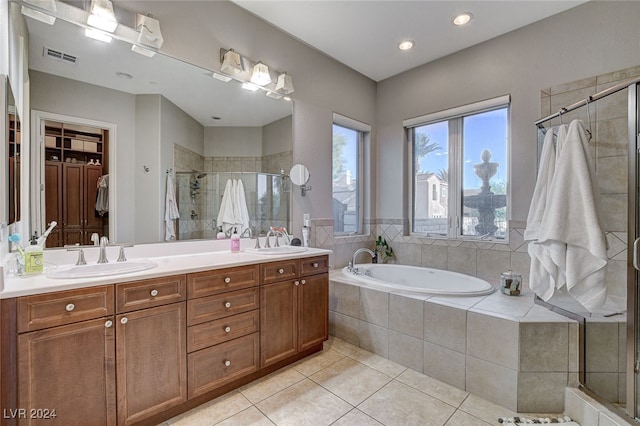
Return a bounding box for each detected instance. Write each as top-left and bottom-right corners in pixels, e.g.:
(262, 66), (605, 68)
(405, 95), (510, 242)
(332, 113), (369, 237)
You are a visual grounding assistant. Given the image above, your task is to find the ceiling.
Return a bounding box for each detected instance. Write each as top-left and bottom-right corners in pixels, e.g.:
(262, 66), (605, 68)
(232, 0), (587, 82)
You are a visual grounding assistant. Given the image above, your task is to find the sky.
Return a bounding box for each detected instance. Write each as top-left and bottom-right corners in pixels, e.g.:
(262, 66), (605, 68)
(416, 107), (508, 191)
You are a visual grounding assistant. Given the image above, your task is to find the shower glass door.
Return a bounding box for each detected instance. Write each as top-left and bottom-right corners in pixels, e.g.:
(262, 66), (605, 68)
(632, 82), (640, 419)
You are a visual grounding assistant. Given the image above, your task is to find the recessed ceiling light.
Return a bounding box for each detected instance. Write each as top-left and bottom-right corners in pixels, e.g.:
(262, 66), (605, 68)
(115, 72), (132, 79)
(211, 116), (221, 120)
(453, 12), (473, 26)
(398, 40), (415, 51)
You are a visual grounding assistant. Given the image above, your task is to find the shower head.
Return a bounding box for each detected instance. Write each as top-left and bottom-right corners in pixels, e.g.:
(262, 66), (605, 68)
(192, 171), (207, 179)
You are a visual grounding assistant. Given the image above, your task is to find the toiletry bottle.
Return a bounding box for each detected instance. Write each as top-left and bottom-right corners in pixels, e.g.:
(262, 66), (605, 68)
(231, 228), (240, 252)
(217, 226), (226, 239)
(302, 218), (311, 247)
(24, 234), (44, 275)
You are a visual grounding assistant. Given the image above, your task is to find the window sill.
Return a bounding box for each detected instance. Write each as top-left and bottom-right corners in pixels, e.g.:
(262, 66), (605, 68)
(409, 233), (509, 245)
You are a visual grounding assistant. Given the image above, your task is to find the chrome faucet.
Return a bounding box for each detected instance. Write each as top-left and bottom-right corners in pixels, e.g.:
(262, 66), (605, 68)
(98, 236), (109, 264)
(264, 228), (275, 248)
(91, 232), (100, 246)
(347, 248), (377, 274)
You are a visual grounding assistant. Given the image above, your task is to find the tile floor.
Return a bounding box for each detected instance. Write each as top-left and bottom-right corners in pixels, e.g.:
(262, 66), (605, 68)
(162, 337), (560, 426)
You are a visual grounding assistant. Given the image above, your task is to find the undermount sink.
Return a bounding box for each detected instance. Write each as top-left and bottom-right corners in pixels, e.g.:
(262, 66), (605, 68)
(47, 259), (158, 279)
(244, 246), (308, 255)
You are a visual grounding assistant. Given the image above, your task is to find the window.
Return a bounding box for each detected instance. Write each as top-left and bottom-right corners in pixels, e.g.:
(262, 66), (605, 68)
(406, 96), (509, 240)
(332, 113), (369, 235)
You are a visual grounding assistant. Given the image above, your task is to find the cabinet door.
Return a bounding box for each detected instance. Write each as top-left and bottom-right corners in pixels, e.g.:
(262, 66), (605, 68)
(260, 280), (297, 367)
(62, 163), (83, 230)
(44, 162), (62, 235)
(63, 229), (82, 246)
(298, 274), (329, 352)
(17, 317), (116, 426)
(84, 165), (103, 229)
(116, 303), (187, 426)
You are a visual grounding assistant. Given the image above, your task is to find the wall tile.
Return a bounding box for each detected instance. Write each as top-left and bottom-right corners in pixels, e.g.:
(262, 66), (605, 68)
(423, 341), (466, 390)
(358, 321), (389, 358)
(599, 194), (627, 232)
(596, 118), (629, 158)
(509, 252), (531, 284)
(476, 249), (510, 282)
(421, 244), (448, 269)
(516, 372), (567, 413)
(447, 246), (477, 276)
(465, 356), (518, 411)
(467, 311), (519, 370)
(359, 287), (389, 327)
(596, 155), (627, 195)
(596, 86), (628, 121)
(392, 243), (422, 266)
(519, 322), (568, 372)
(585, 322), (619, 372)
(389, 294), (423, 339)
(329, 311), (360, 346)
(549, 76), (597, 95)
(329, 280), (360, 317)
(586, 372), (619, 403)
(388, 331), (424, 372)
(424, 301), (467, 353)
(605, 260), (627, 303)
(564, 388), (600, 426)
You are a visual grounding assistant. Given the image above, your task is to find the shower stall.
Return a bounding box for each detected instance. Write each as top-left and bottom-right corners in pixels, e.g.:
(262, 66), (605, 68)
(534, 70), (640, 421)
(173, 171), (289, 240)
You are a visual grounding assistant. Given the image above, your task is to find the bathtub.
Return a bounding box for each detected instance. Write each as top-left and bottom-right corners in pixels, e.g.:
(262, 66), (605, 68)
(339, 263), (495, 296)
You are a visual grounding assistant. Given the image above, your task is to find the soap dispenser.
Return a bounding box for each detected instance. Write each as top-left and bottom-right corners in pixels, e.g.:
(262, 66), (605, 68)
(217, 226), (226, 239)
(24, 233), (44, 275)
(231, 228), (240, 252)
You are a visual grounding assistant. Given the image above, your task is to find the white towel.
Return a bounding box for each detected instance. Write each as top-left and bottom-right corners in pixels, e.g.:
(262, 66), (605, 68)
(537, 119), (607, 311)
(525, 125), (567, 300)
(235, 179), (251, 234)
(217, 179), (236, 234)
(164, 174), (180, 241)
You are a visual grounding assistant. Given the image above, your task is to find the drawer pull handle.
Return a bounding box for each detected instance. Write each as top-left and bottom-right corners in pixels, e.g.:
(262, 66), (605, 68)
(294, 280), (300, 286)
(105, 320), (113, 328)
(224, 301), (232, 309)
(224, 360), (231, 367)
(224, 326), (231, 333)
(150, 289), (159, 297)
(224, 277), (231, 284)
(313, 262), (319, 268)
(301, 279), (306, 285)
(278, 268), (284, 274)
(65, 303), (75, 312)
(120, 317), (128, 325)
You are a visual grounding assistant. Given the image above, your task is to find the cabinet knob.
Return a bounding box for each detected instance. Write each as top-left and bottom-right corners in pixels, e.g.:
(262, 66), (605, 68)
(150, 289), (159, 297)
(224, 277), (231, 284)
(224, 326), (231, 333)
(105, 320), (113, 328)
(294, 280), (300, 286)
(65, 303), (75, 312)
(301, 279), (306, 285)
(224, 360), (231, 367)
(278, 268), (284, 274)
(224, 301), (232, 309)
(120, 317), (128, 325)
(313, 262), (319, 268)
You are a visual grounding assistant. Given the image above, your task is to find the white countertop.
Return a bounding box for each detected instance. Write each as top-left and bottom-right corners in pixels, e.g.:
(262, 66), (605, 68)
(0, 239), (331, 299)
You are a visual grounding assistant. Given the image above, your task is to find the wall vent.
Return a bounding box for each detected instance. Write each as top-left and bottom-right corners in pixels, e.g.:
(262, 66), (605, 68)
(43, 46), (78, 65)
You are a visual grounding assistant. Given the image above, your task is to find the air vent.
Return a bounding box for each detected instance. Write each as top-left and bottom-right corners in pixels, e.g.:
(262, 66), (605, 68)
(43, 46), (77, 65)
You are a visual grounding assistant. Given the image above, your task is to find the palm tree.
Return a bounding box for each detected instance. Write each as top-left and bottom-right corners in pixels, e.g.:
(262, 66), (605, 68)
(436, 168), (448, 182)
(414, 133), (440, 173)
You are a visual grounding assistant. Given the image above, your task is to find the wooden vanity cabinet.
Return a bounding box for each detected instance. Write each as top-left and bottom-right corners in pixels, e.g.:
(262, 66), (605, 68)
(260, 256), (329, 367)
(114, 276), (187, 426)
(15, 286), (116, 426)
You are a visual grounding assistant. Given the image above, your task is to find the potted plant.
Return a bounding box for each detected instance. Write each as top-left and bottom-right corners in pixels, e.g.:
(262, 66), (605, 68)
(375, 236), (394, 263)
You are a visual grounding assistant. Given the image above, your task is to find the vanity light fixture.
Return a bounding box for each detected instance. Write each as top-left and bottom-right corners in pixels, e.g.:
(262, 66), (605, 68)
(21, 0), (57, 25)
(221, 49), (243, 75)
(85, 27), (112, 43)
(398, 40), (414, 51)
(250, 62), (272, 86)
(131, 14), (163, 57)
(453, 12), (473, 26)
(241, 82), (260, 92)
(275, 72), (294, 95)
(212, 73), (232, 83)
(87, 0), (118, 33)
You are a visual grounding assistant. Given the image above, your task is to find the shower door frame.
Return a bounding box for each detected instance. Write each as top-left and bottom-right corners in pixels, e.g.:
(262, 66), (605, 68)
(628, 82), (639, 419)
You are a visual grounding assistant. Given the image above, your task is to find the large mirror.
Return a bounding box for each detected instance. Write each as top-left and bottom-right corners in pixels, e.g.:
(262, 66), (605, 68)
(12, 0), (293, 246)
(7, 81), (20, 227)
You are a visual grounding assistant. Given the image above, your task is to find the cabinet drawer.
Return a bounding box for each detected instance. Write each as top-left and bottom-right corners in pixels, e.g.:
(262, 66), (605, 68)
(187, 287), (259, 326)
(261, 260), (298, 284)
(17, 286), (114, 333)
(300, 256), (329, 276)
(187, 265), (259, 299)
(188, 333), (259, 398)
(116, 275), (186, 313)
(187, 309), (259, 352)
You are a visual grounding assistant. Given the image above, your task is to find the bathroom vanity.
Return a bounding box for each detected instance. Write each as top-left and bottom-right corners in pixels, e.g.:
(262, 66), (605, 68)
(0, 247), (330, 426)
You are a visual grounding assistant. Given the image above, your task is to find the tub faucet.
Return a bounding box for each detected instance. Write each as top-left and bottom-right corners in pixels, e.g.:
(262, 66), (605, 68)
(98, 236), (109, 264)
(348, 248), (377, 274)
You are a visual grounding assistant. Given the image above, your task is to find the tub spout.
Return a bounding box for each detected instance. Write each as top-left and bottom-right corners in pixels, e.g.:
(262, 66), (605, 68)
(348, 248), (377, 274)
